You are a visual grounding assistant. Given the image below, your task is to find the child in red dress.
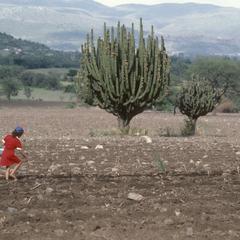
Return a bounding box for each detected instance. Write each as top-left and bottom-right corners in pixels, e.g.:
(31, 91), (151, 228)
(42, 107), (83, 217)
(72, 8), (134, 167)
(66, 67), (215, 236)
(0, 127), (27, 181)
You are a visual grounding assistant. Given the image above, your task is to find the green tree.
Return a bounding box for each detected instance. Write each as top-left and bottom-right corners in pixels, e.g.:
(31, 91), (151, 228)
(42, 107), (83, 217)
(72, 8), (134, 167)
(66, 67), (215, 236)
(1, 78), (21, 101)
(24, 86), (32, 99)
(0, 65), (23, 81)
(175, 75), (225, 136)
(20, 71), (36, 86)
(171, 56), (192, 82)
(67, 69), (78, 78)
(79, 19), (170, 132)
(20, 71), (60, 90)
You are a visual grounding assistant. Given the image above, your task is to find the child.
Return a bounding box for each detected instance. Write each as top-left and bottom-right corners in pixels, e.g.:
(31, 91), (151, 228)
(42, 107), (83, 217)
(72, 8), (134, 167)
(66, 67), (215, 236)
(0, 127), (27, 181)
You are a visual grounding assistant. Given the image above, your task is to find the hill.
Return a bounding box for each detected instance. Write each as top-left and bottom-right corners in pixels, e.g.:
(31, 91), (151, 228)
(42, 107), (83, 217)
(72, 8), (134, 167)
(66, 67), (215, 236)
(0, 32), (80, 68)
(0, 1), (240, 56)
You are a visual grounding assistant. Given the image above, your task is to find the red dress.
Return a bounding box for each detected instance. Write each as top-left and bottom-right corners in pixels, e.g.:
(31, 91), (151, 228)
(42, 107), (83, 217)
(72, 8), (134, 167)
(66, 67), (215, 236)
(0, 135), (22, 167)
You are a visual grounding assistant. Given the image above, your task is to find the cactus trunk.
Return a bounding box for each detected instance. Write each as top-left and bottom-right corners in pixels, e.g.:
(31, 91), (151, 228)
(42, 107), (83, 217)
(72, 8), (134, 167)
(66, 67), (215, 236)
(185, 118), (197, 136)
(117, 117), (130, 133)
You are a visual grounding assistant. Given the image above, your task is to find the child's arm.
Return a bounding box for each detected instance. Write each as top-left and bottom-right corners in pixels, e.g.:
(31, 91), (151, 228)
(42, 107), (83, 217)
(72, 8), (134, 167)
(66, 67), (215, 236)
(16, 148), (28, 160)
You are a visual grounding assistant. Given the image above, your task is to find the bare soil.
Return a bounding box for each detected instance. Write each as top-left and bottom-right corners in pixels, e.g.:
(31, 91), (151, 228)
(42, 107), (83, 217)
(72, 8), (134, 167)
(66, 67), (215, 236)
(0, 104), (240, 240)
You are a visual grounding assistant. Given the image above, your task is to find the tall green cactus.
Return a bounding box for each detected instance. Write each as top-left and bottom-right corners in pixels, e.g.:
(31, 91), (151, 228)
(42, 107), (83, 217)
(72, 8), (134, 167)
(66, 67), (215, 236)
(80, 19), (170, 132)
(75, 56), (95, 105)
(175, 75), (225, 135)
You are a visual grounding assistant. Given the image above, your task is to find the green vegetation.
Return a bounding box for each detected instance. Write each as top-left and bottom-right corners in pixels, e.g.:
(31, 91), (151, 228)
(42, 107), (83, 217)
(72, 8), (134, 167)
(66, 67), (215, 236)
(1, 26), (240, 123)
(78, 19), (170, 133)
(186, 57), (240, 111)
(152, 55), (240, 112)
(0, 32), (79, 101)
(20, 71), (60, 90)
(0, 32), (80, 68)
(153, 152), (166, 173)
(175, 75), (225, 135)
(1, 77), (21, 101)
(0, 66), (77, 101)
(23, 87), (32, 99)
(0, 65), (23, 79)
(76, 56), (95, 105)
(0, 87), (76, 102)
(78, 53), (240, 112)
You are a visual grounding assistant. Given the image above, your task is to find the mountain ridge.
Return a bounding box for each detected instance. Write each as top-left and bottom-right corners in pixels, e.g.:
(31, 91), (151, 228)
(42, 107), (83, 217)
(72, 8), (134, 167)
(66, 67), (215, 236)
(0, 1), (239, 56)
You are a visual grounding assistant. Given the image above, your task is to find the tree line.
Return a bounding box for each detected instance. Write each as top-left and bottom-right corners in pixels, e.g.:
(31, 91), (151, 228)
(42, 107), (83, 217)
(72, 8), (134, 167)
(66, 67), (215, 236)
(0, 65), (77, 100)
(0, 32), (79, 100)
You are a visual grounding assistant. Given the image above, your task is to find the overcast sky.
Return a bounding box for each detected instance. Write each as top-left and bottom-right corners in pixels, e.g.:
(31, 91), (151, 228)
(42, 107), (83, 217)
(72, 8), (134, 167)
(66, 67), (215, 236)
(95, 0), (240, 8)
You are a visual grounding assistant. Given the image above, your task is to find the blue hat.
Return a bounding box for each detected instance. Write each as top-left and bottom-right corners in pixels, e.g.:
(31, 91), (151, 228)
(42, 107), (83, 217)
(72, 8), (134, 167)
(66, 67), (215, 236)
(15, 127), (24, 133)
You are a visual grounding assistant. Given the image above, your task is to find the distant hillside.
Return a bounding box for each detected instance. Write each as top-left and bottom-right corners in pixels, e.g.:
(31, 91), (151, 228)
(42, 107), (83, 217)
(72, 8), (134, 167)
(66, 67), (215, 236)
(0, 1), (240, 56)
(116, 3), (221, 18)
(0, 32), (80, 68)
(0, 32), (53, 52)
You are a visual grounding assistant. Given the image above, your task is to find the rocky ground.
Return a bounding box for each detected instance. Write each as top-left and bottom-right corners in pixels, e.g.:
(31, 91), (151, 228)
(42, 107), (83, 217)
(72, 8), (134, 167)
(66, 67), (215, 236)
(0, 105), (240, 240)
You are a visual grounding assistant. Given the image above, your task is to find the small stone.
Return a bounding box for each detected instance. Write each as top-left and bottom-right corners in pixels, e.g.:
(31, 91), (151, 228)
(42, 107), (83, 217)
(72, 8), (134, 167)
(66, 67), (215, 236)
(127, 192), (144, 201)
(153, 203), (161, 210)
(48, 164), (61, 172)
(27, 213), (36, 218)
(195, 161), (201, 166)
(37, 194), (44, 200)
(45, 187), (54, 195)
(7, 207), (18, 214)
(175, 209), (181, 217)
(141, 136), (152, 144)
(69, 163), (77, 166)
(111, 167), (119, 172)
(186, 227), (193, 236)
(95, 145), (104, 149)
(203, 155), (208, 159)
(87, 161), (95, 165)
(164, 218), (174, 225)
(0, 216), (6, 225)
(81, 146), (89, 149)
(229, 230), (239, 237)
(160, 207), (168, 213)
(54, 229), (64, 237)
(201, 212), (210, 221)
(235, 151), (240, 155)
(72, 167), (81, 175)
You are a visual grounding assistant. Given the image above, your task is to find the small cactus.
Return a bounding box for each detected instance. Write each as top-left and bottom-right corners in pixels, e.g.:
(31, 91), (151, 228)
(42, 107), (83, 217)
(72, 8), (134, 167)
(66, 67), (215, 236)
(175, 75), (225, 135)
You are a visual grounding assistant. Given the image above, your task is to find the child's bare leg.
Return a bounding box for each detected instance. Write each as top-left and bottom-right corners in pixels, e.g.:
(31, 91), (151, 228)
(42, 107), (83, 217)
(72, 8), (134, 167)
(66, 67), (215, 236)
(5, 167), (10, 181)
(10, 174), (17, 181)
(11, 162), (22, 176)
